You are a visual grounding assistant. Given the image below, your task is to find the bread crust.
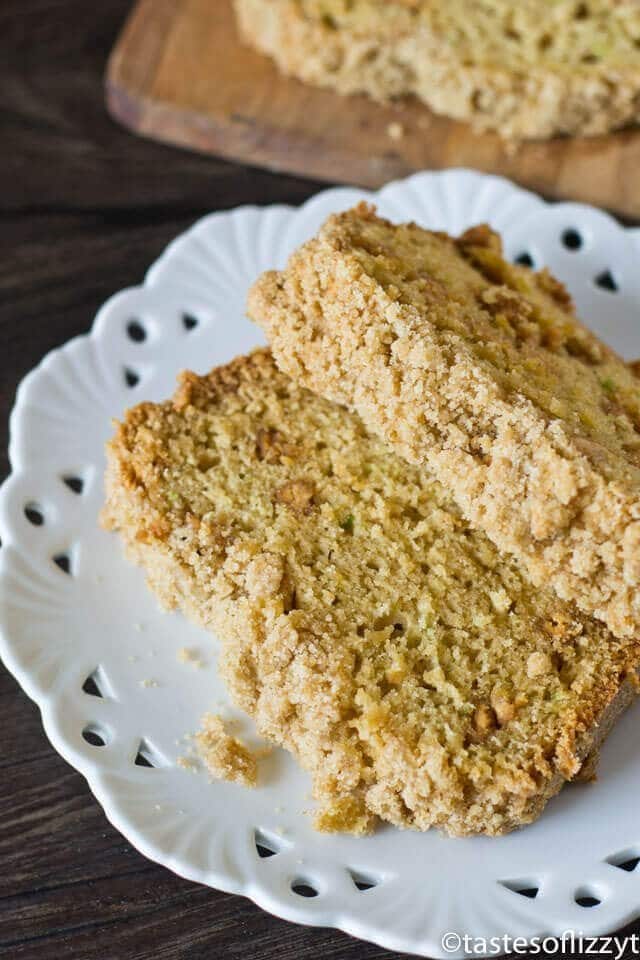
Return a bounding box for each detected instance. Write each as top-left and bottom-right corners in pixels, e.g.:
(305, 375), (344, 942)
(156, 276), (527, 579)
(103, 349), (640, 836)
(248, 205), (640, 640)
(234, 0), (640, 139)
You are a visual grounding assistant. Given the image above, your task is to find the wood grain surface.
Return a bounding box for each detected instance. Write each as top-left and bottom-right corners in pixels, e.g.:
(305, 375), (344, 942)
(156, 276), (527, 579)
(2, 2), (640, 959)
(105, 0), (640, 219)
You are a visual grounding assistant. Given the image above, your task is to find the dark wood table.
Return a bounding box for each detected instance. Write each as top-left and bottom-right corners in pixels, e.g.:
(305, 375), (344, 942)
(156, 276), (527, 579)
(2, 3), (640, 959)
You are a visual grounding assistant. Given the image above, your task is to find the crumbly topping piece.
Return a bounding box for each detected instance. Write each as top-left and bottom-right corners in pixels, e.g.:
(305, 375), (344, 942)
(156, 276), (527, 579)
(178, 646), (204, 667)
(193, 713), (258, 788)
(248, 204), (640, 639)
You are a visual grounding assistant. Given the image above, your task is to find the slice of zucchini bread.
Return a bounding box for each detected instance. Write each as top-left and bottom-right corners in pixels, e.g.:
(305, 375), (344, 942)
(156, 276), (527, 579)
(248, 204), (640, 640)
(234, 0), (640, 139)
(103, 349), (640, 837)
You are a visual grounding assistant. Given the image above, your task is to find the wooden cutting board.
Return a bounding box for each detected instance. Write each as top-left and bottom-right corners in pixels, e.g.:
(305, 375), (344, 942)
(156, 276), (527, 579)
(106, 0), (640, 219)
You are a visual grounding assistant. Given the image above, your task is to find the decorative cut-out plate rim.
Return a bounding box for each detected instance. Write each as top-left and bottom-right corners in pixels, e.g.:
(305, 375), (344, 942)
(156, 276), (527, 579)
(2, 168), (640, 959)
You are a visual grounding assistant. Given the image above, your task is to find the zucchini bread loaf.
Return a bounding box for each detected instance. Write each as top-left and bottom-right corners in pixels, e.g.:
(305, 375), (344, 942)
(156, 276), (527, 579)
(234, 0), (640, 139)
(103, 350), (640, 837)
(248, 204), (640, 640)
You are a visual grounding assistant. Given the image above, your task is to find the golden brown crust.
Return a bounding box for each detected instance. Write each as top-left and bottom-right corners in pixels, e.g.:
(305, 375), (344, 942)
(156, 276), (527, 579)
(234, 0), (640, 140)
(103, 349), (640, 837)
(248, 204), (640, 640)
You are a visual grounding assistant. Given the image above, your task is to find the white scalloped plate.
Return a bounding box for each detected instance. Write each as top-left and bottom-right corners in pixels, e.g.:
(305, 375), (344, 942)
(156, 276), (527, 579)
(2, 170), (640, 959)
